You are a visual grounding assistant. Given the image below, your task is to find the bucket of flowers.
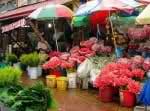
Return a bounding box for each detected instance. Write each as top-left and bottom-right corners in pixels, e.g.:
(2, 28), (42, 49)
(94, 61), (145, 107)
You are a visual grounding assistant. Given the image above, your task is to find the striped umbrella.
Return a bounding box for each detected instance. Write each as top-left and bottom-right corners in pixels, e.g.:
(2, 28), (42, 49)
(28, 4), (74, 20)
(28, 4), (74, 51)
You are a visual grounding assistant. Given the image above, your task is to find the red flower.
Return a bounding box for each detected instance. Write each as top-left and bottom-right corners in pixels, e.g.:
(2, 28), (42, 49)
(131, 69), (145, 79)
(42, 57), (61, 69)
(127, 80), (141, 94)
(79, 48), (91, 55)
(114, 77), (131, 87)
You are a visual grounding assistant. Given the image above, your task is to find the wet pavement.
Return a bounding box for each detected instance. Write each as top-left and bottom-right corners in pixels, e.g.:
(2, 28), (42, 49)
(21, 74), (133, 111)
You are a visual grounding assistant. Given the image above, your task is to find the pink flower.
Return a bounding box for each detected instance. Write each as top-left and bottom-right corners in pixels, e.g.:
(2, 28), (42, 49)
(49, 51), (62, 57)
(70, 46), (79, 53)
(59, 52), (70, 60)
(117, 58), (131, 65)
(80, 40), (94, 48)
(89, 37), (98, 43)
(60, 60), (74, 69)
(92, 43), (101, 51)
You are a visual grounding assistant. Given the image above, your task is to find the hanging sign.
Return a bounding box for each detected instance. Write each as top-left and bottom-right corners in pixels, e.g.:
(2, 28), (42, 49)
(1, 18), (26, 33)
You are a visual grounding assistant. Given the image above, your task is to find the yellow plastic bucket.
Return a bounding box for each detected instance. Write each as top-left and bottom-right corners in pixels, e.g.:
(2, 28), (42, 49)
(46, 75), (56, 88)
(56, 77), (68, 90)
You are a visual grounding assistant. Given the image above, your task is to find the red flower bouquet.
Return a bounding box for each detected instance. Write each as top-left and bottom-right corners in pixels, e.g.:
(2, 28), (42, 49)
(79, 48), (92, 55)
(43, 57), (61, 69)
(127, 80), (141, 94)
(95, 61), (143, 94)
(131, 69), (145, 80)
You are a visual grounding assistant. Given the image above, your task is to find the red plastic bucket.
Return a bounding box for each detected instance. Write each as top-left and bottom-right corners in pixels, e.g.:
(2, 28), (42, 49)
(120, 90), (136, 107)
(99, 87), (114, 102)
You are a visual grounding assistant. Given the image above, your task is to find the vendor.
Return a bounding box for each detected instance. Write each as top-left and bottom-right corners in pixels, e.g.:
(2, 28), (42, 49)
(115, 33), (128, 58)
(37, 32), (51, 53)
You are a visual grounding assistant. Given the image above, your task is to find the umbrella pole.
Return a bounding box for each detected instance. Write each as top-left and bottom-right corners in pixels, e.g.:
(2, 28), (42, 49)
(53, 19), (59, 51)
(108, 11), (116, 48)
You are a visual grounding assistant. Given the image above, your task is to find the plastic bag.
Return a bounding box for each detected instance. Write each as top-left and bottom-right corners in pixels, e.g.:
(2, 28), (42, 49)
(90, 69), (100, 84)
(77, 59), (93, 78)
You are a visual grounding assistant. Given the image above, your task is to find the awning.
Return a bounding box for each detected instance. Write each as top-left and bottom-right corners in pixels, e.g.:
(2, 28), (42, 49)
(0, 0), (72, 21)
(1, 19), (26, 33)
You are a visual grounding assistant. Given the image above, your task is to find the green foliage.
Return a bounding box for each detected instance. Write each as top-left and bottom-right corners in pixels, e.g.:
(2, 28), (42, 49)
(39, 53), (48, 65)
(0, 82), (56, 111)
(20, 52), (40, 67)
(5, 53), (18, 64)
(20, 54), (28, 65)
(0, 67), (22, 86)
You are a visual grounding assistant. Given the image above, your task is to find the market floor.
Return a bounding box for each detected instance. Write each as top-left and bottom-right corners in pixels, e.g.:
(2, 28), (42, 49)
(21, 74), (133, 111)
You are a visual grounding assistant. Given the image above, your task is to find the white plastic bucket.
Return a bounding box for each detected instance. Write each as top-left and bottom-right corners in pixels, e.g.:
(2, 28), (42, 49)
(27, 67), (38, 79)
(67, 73), (77, 88)
(37, 66), (42, 77)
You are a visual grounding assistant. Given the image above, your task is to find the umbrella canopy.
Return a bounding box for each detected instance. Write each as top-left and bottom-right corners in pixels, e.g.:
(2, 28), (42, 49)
(72, 16), (89, 27)
(28, 4), (74, 20)
(119, 0), (143, 8)
(91, 0), (134, 13)
(137, 0), (150, 4)
(136, 4), (150, 24)
(75, 0), (100, 16)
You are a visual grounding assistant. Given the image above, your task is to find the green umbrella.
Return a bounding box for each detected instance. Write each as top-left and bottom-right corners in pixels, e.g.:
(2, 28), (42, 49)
(72, 16), (89, 27)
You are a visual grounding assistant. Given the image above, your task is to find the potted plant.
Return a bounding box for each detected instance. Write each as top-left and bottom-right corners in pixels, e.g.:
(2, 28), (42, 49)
(5, 53), (18, 67)
(20, 52), (40, 79)
(0, 66), (22, 86)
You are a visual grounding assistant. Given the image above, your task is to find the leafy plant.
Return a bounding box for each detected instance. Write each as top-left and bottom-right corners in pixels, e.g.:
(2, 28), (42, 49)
(20, 54), (28, 65)
(39, 53), (48, 65)
(11, 82), (56, 111)
(20, 52), (40, 67)
(0, 67), (22, 87)
(5, 53), (18, 64)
